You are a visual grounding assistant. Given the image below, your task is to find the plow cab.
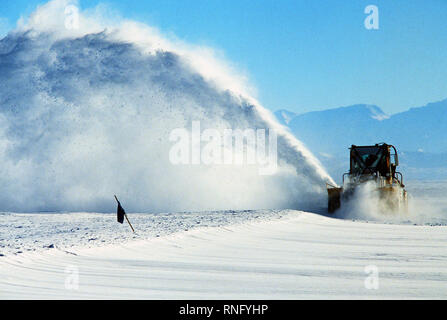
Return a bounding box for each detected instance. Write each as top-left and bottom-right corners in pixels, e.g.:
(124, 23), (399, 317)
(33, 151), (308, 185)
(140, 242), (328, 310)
(327, 143), (408, 213)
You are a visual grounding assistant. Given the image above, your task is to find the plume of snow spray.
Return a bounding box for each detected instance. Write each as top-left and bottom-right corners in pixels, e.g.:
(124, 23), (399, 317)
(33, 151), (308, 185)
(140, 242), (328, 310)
(0, 0), (334, 212)
(335, 181), (447, 225)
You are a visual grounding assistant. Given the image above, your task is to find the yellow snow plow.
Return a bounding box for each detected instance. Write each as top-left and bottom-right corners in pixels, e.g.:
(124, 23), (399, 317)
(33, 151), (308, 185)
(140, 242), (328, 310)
(327, 143), (408, 213)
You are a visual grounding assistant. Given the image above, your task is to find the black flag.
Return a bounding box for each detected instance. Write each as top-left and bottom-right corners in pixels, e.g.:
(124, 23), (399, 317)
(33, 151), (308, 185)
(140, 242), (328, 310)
(114, 195), (125, 224)
(114, 195), (135, 232)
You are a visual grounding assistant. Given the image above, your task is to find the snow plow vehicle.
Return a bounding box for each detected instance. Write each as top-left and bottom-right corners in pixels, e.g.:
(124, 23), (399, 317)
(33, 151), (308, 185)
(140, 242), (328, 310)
(327, 143), (408, 213)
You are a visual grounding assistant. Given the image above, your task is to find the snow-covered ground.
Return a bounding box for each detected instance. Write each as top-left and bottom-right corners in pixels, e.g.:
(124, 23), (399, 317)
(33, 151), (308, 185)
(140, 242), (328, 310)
(0, 210), (286, 256)
(1, 209), (447, 299)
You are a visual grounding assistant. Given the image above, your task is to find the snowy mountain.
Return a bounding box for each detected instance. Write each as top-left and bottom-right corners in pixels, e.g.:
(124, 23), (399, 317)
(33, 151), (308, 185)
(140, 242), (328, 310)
(275, 99), (447, 180)
(275, 109), (297, 125)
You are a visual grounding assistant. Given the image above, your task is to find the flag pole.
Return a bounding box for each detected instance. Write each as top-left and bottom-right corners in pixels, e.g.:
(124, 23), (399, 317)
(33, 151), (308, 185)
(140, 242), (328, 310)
(125, 214), (135, 233)
(114, 195), (135, 233)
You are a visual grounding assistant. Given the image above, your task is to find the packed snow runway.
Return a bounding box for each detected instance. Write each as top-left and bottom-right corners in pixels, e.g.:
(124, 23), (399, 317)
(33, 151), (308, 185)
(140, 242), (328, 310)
(1, 210), (447, 299)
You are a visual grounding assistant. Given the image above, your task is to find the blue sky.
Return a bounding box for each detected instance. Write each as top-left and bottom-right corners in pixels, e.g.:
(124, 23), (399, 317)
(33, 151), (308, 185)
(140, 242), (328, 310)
(1, 0), (446, 115)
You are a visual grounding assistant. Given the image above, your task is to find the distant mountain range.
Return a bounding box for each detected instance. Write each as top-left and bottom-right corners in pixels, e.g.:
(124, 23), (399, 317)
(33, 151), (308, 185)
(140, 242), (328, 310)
(274, 99), (447, 181)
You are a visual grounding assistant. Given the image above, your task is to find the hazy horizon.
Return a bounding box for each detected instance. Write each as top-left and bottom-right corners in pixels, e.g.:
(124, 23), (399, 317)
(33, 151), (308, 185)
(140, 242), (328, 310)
(275, 96), (447, 116)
